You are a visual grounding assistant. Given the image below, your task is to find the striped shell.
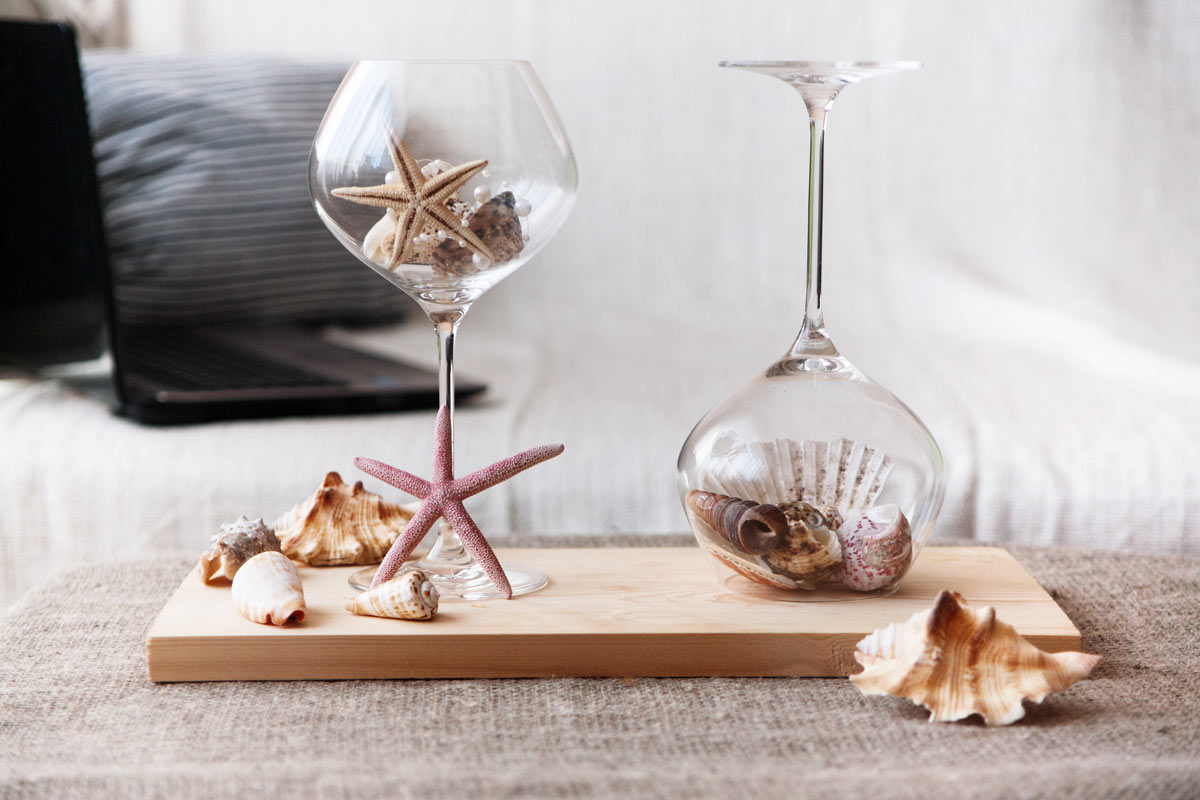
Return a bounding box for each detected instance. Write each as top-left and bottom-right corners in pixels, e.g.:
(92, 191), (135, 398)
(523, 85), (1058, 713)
(763, 501), (843, 584)
(231, 551), (307, 626)
(346, 570), (439, 620)
(851, 590), (1102, 726)
(197, 516), (281, 583)
(835, 504), (913, 592)
(685, 490), (786, 554)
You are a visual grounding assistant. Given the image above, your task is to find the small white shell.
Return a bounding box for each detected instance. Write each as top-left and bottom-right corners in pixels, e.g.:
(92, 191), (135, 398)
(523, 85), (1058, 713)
(346, 570), (438, 621)
(231, 551), (306, 626)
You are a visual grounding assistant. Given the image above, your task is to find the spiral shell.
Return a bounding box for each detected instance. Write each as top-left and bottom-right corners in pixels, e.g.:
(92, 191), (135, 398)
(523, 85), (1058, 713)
(231, 551), (306, 626)
(762, 501), (843, 585)
(197, 516), (281, 583)
(836, 504), (913, 592)
(851, 590), (1101, 725)
(346, 570), (439, 621)
(685, 490), (786, 554)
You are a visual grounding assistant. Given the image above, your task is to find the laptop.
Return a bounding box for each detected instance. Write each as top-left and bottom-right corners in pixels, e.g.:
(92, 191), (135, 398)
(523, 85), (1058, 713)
(0, 20), (483, 424)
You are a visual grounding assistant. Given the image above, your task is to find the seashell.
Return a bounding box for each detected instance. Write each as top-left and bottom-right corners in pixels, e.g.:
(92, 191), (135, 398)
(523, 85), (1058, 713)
(346, 569), (439, 621)
(685, 490), (787, 554)
(197, 515), (281, 583)
(362, 214), (396, 265)
(851, 590), (1102, 726)
(763, 501), (843, 584)
(429, 191), (526, 275)
(835, 504), (913, 592)
(274, 472), (417, 566)
(703, 438), (893, 522)
(702, 543), (798, 590)
(231, 551), (306, 626)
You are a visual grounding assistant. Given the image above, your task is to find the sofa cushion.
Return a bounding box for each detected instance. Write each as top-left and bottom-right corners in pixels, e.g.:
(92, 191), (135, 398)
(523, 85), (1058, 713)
(82, 53), (409, 326)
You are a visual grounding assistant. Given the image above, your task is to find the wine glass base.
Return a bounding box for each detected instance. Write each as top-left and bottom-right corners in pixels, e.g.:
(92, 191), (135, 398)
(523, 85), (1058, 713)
(722, 574), (901, 602)
(348, 562), (548, 601)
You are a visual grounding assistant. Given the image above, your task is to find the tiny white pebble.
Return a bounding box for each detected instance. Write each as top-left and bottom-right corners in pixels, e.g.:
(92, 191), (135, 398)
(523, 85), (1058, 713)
(385, 170), (402, 185)
(514, 198), (532, 216)
(472, 253), (491, 268)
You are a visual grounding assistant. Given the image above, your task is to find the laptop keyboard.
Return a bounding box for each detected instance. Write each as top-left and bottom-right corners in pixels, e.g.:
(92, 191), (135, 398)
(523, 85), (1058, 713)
(120, 333), (342, 391)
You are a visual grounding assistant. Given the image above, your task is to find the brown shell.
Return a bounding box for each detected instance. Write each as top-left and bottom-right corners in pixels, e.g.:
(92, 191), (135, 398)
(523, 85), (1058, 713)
(851, 590), (1102, 726)
(197, 516), (281, 583)
(763, 501), (842, 583)
(703, 544), (798, 590)
(685, 490), (787, 554)
(273, 472), (415, 566)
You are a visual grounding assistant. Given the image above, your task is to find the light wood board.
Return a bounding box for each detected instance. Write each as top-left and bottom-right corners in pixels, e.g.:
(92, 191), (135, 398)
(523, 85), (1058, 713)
(146, 546), (1082, 682)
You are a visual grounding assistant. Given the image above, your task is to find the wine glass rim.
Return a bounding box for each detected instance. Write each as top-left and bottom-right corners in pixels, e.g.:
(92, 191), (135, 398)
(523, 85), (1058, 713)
(353, 59), (534, 66)
(719, 60), (922, 70)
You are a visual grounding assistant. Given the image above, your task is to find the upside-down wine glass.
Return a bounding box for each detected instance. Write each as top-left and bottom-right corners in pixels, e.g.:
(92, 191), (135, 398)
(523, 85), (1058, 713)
(309, 61), (577, 599)
(676, 61), (945, 600)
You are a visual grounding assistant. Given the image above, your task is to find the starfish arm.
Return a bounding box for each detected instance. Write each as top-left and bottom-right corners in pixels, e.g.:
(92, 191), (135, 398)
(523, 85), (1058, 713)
(354, 457), (432, 499)
(443, 500), (511, 599)
(330, 184), (409, 209)
(423, 159), (487, 201)
(371, 500), (443, 587)
(432, 405), (454, 483)
(391, 204), (423, 267)
(454, 443), (565, 499)
(424, 201), (496, 262)
(387, 131), (426, 194)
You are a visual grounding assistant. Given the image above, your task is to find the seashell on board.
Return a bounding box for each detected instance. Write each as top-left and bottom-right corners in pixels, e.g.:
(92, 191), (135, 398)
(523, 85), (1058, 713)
(197, 515), (281, 583)
(851, 590), (1101, 726)
(685, 490), (786, 554)
(702, 438), (893, 522)
(702, 543), (798, 590)
(274, 472), (418, 566)
(231, 551), (307, 626)
(835, 504), (913, 592)
(346, 569), (439, 621)
(763, 501), (843, 585)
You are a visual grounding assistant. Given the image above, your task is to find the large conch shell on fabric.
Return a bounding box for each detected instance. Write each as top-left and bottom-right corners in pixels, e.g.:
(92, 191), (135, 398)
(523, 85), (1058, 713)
(851, 590), (1101, 726)
(231, 551), (307, 626)
(197, 515), (281, 583)
(346, 570), (439, 621)
(273, 472), (418, 566)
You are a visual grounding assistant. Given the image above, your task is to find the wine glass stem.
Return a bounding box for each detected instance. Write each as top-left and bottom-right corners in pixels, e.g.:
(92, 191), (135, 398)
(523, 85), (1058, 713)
(803, 105), (828, 339)
(431, 309), (464, 446)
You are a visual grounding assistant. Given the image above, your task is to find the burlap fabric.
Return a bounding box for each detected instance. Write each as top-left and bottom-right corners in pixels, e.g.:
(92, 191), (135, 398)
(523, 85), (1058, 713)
(1, 537), (1198, 799)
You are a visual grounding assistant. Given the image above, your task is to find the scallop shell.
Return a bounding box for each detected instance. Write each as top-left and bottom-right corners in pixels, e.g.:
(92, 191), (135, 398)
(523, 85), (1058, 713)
(197, 516), (281, 583)
(835, 504), (913, 592)
(851, 590), (1102, 726)
(685, 490), (786, 554)
(702, 438), (893, 522)
(346, 569), (439, 621)
(274, 472), (418, 566)
(762, 501), (842, 584)
(231, 551), (306, 626)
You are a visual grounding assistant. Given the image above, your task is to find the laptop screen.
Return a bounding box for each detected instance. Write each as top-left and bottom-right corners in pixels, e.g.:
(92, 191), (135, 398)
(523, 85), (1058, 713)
(0, 20), (109, 367)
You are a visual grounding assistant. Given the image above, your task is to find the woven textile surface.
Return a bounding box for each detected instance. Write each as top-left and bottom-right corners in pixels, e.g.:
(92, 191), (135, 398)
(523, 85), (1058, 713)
(1, 538), (1198, 799)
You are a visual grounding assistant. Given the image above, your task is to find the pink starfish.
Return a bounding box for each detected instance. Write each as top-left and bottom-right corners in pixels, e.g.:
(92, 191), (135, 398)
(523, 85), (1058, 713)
(354, 405), (564, 598)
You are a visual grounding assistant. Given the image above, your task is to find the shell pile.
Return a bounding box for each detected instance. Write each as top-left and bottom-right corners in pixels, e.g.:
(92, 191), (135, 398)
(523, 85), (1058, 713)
(851, 590), (1101, 725)
(197, 516), (281, 583)
(687, 437), (913, 592)
(274, 472), (417, 566)
(346, 570), (439, 621)
(231, 551), (307, 626)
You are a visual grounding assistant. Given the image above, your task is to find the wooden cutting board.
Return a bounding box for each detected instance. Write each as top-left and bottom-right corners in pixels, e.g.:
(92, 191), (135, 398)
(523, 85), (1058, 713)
(146, 546), (1082, 682)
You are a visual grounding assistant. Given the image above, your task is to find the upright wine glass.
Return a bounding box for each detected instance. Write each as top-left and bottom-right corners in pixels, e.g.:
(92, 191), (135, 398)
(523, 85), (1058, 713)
(309, 61), (577, 599)
(677, 62), (944, 601)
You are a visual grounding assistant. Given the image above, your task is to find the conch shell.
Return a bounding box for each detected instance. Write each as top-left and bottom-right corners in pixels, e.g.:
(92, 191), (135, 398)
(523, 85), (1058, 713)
(197, 516), (281, 583)
(346, 569), (439, 621)
(274, 472), (416, 566)
(835, 504), (913, 592)
(851, 590), (1101, 726)
(231, 551), (307, 626)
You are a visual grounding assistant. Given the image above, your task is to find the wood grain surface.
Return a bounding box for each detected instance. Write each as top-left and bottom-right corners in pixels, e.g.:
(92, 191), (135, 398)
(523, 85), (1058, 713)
(146, 546), (1082, 681)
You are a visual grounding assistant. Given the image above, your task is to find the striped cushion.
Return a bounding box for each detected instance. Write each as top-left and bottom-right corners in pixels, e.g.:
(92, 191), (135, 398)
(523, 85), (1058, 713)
(82, 53), (409, 326)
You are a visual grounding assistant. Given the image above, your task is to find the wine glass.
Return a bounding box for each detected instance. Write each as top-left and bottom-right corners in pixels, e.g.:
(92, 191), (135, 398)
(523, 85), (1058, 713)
(676, 62), (945, 601)
(309, 61), (577, 600)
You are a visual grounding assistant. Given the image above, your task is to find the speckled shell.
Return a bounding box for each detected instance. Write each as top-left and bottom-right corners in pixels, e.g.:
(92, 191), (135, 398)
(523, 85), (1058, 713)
(763, 501), (843, 585)
(231, 551), (306, 626)
(274, 472), (417, 566)
(851, 590), (1102, 726)
(835, 504), (913, 592)
(685, 490), (787, 554)
(346, 570), (439, 620)
(197, 516), (281, 583)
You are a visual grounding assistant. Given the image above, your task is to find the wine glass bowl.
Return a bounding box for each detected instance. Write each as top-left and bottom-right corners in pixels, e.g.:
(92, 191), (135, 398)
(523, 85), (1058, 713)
(676, 61), (944, 601)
